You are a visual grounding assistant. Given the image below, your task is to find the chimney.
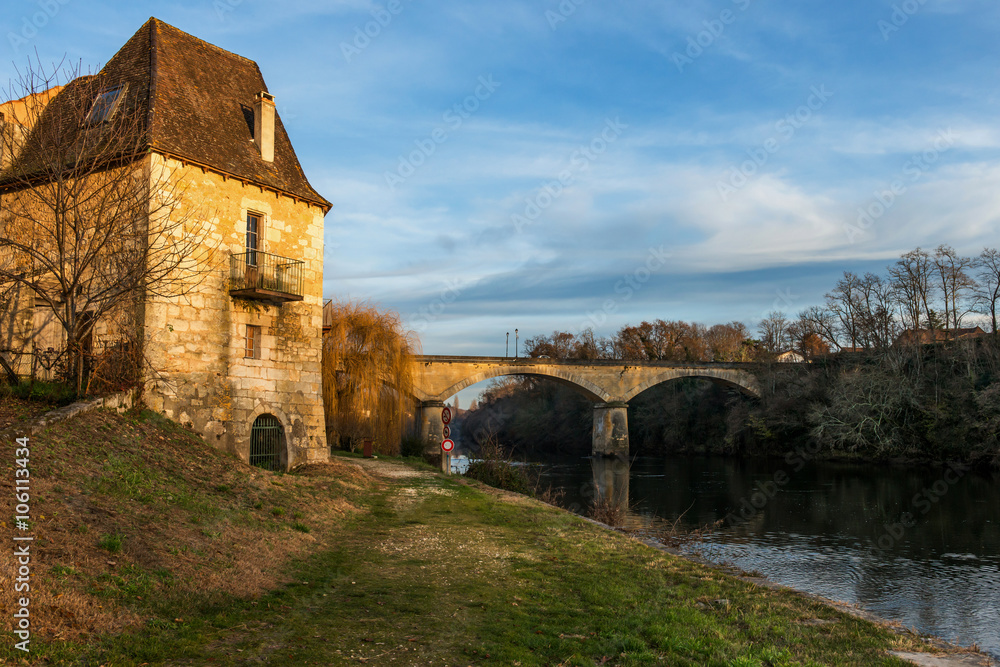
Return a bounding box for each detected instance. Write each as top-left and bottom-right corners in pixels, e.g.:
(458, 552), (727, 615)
(253, 91), (275, 162)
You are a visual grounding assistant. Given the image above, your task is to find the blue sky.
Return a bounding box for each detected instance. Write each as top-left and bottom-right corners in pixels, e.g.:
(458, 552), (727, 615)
(5, 0), (1000, 363)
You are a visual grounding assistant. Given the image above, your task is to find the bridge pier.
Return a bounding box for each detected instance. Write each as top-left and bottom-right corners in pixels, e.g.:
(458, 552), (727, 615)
(418, 400), (446, 460)
(592, 402), (629, 458)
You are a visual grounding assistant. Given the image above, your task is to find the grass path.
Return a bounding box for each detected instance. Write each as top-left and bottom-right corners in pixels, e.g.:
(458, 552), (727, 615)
(98, 458), (950, 665)
(4, 412), (987, 666)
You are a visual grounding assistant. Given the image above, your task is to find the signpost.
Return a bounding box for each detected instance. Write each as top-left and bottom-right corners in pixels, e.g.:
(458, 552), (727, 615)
(440, 407), (453, 473)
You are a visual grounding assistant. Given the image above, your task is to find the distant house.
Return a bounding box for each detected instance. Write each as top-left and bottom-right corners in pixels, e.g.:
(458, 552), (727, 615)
(895, 327), (988, 346)
(776, 350), (806, 363)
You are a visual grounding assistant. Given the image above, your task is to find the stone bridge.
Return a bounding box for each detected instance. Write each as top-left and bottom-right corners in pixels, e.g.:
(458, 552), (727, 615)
(413, 356), (760, 458)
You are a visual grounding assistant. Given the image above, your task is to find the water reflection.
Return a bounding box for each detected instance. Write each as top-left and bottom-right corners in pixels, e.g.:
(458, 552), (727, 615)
(532, 455), (1000, 659)
(591, 455), (630, 515)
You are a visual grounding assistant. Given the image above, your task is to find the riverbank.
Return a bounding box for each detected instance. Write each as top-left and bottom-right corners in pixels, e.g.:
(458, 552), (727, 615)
(1, 407), (992, 665)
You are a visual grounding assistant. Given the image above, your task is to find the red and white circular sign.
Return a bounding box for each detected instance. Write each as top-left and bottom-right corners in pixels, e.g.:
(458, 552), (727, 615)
(441, 438), (455, 453)
(441, 406), (452, 425)
(442, 425), (451, 438)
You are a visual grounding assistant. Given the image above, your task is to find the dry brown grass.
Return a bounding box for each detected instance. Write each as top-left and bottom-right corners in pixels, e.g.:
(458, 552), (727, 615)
(0, 408), (378, 643)
(0, 394), (51, 431)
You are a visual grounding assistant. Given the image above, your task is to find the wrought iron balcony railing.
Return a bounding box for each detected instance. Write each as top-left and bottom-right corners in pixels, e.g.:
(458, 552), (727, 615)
(229, 251), (304, 303)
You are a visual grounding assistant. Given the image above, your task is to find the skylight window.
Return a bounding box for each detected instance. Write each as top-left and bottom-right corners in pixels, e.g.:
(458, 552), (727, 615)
(85, 85), (125, 125)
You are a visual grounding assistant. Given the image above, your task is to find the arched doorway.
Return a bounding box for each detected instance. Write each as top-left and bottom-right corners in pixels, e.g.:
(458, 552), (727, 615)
(249, 414), (286, 471)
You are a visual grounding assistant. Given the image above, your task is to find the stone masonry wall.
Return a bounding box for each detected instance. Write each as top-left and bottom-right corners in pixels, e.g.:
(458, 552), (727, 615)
(143, 155), (327, 467)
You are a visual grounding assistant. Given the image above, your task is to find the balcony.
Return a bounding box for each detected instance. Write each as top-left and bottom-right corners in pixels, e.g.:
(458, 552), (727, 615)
(229, 251), (304, 303)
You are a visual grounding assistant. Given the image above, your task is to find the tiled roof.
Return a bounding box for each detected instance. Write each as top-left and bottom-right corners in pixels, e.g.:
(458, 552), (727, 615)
(5, 18), (330, 211)
(895, 327), (988, 345)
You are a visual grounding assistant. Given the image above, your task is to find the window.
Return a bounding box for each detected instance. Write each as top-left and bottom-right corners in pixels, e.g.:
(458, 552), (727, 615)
(246, 212), (261, 265)
(85, 85), (126, 125)
(244, 324), (261, 359)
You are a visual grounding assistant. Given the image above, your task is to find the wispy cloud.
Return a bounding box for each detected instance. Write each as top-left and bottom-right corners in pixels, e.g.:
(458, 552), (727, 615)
(7, 0), (998, 353)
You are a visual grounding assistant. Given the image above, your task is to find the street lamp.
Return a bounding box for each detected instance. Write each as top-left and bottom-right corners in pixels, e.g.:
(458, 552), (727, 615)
(506, 332), (509, 358)
(515, 329), (519, 359)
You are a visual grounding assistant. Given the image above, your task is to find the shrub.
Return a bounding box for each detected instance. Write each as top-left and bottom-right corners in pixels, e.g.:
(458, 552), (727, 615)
(463, 432), (533, 495)
(400, 434), (425, 458)
(0, 380), (78, 405)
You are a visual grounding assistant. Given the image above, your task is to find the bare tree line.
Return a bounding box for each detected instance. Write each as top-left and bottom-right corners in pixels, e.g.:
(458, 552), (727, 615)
(522, 245), (999, 364)
(793, 245), (999, 353)
(523, 320), (759, 363)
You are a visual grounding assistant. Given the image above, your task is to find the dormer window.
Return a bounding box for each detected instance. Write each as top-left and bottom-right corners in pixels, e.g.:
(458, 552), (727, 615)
(85, 85), (126, 125)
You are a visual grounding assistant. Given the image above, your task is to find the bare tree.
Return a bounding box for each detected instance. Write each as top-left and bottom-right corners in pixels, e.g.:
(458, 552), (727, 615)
(975, 248), (1000, 335)
(572, 328), (609, 360)
(888, 248), (934, 333)
(758, 311), (789, 353)
(787, 312), (833, 358)
(826, 272), (863, 349)
(797, 305), (841, 351)
(855, 272), (898, 350)
(0, 57), (215, 393)
(932, 244), (977, 331)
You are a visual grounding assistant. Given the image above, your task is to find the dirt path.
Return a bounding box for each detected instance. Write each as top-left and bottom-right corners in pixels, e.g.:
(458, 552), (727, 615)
(350, 457), (435, 479)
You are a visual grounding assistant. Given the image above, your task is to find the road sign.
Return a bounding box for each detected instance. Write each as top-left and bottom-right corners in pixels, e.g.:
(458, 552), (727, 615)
(442, 425), (451, 438)
(441, 406), (452, 425)
(441, 438), (455, 453)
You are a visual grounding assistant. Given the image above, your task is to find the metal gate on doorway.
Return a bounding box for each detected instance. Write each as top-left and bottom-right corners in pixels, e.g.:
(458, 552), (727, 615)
(249, 414), (284, 471)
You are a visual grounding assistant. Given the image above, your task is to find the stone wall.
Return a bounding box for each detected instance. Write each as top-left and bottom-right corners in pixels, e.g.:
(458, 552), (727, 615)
(143, 155), (327, 468)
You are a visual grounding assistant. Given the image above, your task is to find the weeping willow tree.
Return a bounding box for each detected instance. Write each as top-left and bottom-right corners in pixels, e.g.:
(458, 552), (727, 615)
(322, 301), (419, 455)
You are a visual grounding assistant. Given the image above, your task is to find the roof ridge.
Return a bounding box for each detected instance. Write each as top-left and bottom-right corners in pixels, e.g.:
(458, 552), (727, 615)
(147, 19), (158, 138)
(146, 17), (258, 68)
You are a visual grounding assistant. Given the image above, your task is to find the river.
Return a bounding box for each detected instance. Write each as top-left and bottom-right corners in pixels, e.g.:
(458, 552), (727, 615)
(456, 453), (1000, 659)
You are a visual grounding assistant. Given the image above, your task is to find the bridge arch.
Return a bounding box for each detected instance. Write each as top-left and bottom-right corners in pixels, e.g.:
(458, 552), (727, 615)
(427, 366), (612, 403)
(412, 357), (761, 460)
(622, 368), (760, 402)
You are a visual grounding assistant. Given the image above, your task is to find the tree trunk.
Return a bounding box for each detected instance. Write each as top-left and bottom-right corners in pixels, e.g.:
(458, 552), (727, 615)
(0, 353), (20, 385)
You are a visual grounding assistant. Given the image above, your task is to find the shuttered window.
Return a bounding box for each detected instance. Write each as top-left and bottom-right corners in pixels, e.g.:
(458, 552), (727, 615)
(244, 324), (261, 359)
(246, 212), (261, 266)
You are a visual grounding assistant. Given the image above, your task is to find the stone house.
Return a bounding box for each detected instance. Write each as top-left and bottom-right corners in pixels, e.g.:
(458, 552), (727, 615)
(775, 350), (806, 363)
(895, 326), (988, 346)
(0, 18), (331, 470)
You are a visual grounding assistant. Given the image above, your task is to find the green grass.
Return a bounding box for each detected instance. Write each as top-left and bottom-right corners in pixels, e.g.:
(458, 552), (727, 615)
(12, 456), (938, 667)
(97, 531), (124, 553)
(0, 379), (78, 405)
